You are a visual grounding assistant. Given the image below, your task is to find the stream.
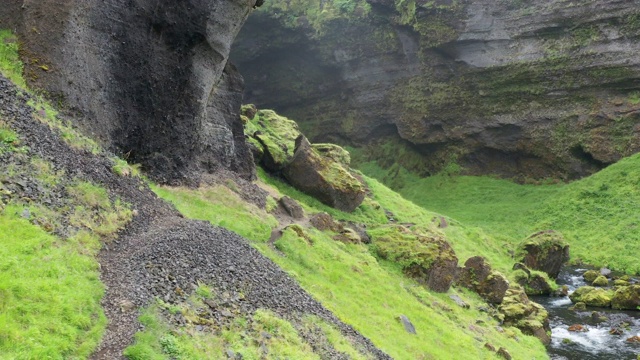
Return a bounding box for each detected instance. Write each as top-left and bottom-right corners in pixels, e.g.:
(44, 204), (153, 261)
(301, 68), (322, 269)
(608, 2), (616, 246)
(531, 267), (640, 360)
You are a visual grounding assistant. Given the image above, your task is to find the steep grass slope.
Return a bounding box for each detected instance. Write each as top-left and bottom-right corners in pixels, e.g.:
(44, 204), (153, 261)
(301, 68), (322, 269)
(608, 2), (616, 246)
(1, 30), (388, 359)
(358, 153), (640, 274)
(153, 168), (549, 359)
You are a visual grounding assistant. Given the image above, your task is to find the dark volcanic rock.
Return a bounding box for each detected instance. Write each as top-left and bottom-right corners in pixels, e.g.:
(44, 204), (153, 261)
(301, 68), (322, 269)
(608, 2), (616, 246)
(0, 0), (257, 183)
(457, 256), (509, 304)
(519, 230), (570, 279)
(398, 314), (416, 334)
(282, 136), (365, 212)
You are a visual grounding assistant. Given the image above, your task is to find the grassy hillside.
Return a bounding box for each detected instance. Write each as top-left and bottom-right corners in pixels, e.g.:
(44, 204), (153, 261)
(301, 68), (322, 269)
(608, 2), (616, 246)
(152, 169), (549, 359)
(357, 153), (640, 274)
(2, 27), (551, 359)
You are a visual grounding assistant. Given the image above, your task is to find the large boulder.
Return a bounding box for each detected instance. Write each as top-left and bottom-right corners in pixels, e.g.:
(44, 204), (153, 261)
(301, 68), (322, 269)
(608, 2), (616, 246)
(457, 256), (509, 304)
(569, 286), (614, 308)
(243, 109), (302, 171)
(513, 263), (555, 296)
(0, 0), (259, 183)
(519, 230), (570, 279)
(370, 225), (458, 293)
(498, 286), (551, 345)
(282, 136), (365, 212)
(611, 285), (640, 310)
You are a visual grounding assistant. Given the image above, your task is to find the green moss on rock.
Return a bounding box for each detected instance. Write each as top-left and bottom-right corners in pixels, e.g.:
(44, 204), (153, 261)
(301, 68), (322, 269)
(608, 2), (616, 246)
(312, 143), (351, 168)
(369, 225), (458, 292)
(611, 285), (640, 310)
(518, 230), (570, 279)
(583, 270), (600, 283)
(244, 109), (302, 171)
(498, 286), (550, 344)
(592, 275), (609, 287)
(570, 286), (614, 308)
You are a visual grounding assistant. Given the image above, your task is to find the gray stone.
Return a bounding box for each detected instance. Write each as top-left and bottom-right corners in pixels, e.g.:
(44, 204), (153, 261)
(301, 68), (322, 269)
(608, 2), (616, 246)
(399, 314), (416, 334)
(449, 294), (470, 309)
(279, 196), (304, 219)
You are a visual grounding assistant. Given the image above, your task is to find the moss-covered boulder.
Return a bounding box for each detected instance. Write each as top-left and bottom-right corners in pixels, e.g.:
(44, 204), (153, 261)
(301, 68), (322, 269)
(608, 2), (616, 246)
(457, 256), (509, 303)
(498, 286), (551, 345)
(244, 108), (302, 171)
(569, 286), (614, 308)
(519, 230), (570, 279)
(244, 107), (365, 212)
(583, 270), (600, 283)
(312, 144), (351, 168)
(611, 285), (640, 310)
(527, 273), (555, 296)
(370, 225), (458, 293)
(592, 275), (609, 287)
(614, 279), (631, 286)
(282, 136), (365, 212)
(513, 263), (555, 296)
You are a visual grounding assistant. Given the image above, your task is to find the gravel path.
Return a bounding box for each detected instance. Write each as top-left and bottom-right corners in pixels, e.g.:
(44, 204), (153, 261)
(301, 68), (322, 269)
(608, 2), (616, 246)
(0, 75), (392, 359)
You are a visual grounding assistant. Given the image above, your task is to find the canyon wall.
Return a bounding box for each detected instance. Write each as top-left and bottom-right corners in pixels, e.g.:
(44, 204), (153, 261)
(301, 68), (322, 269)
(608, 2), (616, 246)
(233, 0), (640, 180)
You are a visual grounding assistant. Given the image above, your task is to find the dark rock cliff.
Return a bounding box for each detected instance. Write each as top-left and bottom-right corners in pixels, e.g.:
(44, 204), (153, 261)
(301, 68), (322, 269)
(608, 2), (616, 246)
(232, 0), (640, 180)
(0, 0), (258, 183)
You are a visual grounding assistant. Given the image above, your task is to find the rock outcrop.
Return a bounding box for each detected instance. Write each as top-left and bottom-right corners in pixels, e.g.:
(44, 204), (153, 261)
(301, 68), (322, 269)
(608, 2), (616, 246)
(498, 286), (551, 345)
(244, 107), (365, 212)
(519, 230), (570, 279)
(457, 256), (509, 303)
(283, 136), (365, 212)
(611, 285), (640, 310)
(0, 0), (259, 183)
(232, 0), (640, 181)
(370, 225), (458, 293)
(513, 264), (554, 296)
(570, 286), (614, 307)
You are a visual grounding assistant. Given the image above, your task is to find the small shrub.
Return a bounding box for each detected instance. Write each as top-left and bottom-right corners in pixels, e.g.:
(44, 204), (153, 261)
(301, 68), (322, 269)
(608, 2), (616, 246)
(112, 157), (141, 177)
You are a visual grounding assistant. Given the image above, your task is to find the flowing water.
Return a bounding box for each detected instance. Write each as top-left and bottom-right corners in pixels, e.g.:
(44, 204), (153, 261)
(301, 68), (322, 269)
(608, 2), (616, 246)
(532, 267), (640, 360)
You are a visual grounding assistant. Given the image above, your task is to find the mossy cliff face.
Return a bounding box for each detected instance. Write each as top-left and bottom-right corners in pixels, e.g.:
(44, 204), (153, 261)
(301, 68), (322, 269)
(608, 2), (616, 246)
(0, 0), (259, 183)
(232, 0), (640, 180)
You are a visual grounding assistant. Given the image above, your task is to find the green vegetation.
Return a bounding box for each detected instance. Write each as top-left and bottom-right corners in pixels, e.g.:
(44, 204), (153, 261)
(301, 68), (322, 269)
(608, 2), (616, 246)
(112, 157), (142, 177)
(151, 183), (278, 242)
(125, 282), (370, 360)
(0, 121), (24, 155)
(125, 304), (325, 360)
(152, 170), (549, 359)
(0, 205), (107, 359)
(0, 30), (25, 88)
(358, 152), (640, 274)
(67, 180), (133, 239)
(258, 0), (371, 36)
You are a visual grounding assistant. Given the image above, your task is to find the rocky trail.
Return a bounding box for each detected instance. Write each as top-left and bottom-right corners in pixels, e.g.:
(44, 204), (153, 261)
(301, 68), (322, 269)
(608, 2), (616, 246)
(0, 74), (391, 359)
